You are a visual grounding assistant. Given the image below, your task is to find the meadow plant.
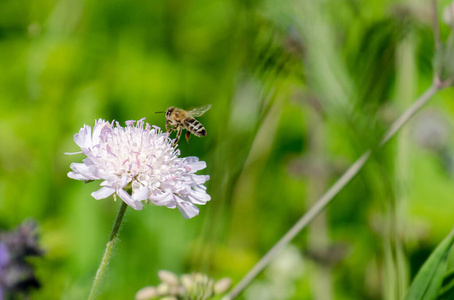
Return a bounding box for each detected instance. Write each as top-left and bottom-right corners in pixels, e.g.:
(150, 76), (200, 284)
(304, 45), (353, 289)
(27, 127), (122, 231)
(62, 1), (454, 299)
(224, 1), (454, 298)
(67, 118), (210, 299)
(135, 270), (231, 300)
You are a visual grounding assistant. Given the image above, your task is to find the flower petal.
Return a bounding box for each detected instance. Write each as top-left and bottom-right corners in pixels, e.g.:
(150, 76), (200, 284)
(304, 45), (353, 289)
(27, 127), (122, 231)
(150, 192), (176, 208)
(132, 184), (149, 201)
(91, 186), (115, 199)
(185, 159), (207, 172)
(187, 174), (210, 185)
(186, 192), (211, 205)
(184, 156), (200, 163)
(118, 189), (143, 210)
(175, 197), (200, 219)
(74, 125), (92, 149)
(68, 163), (99, 180)
(92, 120), (111, 145)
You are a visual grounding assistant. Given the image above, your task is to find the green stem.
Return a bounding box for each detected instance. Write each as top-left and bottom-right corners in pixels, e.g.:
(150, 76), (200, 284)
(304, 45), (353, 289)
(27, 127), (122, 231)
(224, 82), (442, 300)
(88, 201), (128, 300)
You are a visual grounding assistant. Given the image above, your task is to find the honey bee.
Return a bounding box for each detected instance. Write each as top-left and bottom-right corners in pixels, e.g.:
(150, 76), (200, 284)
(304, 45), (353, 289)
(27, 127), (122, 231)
(156, 104), (211, 146)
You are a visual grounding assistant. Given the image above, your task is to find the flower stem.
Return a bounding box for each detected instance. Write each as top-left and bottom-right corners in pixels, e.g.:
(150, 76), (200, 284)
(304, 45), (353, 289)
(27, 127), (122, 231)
(88, 201), (128, 300)
(224, 82), (442, 300)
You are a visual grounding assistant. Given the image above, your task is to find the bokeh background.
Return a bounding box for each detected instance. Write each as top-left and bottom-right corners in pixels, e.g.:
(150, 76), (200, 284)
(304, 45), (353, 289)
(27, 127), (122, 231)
(2, 0), (454, 299)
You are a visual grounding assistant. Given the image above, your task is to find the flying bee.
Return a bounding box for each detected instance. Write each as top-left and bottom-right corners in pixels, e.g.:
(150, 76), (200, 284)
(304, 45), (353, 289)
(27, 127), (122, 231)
(156, 104), (211, 146)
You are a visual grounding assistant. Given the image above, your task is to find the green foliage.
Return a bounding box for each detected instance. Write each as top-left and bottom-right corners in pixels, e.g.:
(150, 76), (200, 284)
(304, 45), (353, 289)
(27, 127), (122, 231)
(405, 228), (454, 300)
(438, 269), (454, 299)
(1, 0), (454, 299)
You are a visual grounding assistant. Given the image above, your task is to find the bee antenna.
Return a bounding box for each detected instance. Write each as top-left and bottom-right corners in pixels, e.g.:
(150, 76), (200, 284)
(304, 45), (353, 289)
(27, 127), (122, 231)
(155, 111), (165, 114)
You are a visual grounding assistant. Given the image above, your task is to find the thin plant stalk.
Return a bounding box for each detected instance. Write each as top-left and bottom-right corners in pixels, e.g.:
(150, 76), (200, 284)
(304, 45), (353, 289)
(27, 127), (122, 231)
(432, 0), (441, 52)
(88, 201), (128, 300)
(225, 82), (442, 300)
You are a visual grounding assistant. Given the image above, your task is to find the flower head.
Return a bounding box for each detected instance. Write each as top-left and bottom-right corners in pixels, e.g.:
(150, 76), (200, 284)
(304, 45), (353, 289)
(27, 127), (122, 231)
(66, 119), (211, 219)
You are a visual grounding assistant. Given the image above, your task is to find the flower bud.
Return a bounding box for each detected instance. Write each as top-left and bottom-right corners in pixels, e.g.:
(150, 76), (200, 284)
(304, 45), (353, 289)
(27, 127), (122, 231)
(158, 270), (179, 286)
(181, 274), (194, 292)
(214, 278), (232, 294)
(156, 283), (170, 295)
(135, 286), (158, 300)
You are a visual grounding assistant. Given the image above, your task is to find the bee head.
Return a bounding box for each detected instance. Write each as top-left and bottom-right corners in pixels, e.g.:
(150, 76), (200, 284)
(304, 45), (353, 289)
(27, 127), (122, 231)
(166, 107), (175, 118)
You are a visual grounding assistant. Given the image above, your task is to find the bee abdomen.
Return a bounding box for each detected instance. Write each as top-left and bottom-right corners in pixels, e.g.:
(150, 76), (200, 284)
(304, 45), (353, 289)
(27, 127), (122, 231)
(185, 118), (207, 136)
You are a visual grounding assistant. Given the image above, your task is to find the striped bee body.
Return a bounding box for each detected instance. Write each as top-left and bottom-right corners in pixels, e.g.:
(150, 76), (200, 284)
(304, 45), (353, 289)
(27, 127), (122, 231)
(158, 104), (211, 146)
(184, 117), (207, 137)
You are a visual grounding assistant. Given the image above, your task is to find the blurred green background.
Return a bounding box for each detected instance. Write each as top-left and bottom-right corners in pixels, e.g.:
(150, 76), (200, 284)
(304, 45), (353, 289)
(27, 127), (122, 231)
(2, 0), (454, 299)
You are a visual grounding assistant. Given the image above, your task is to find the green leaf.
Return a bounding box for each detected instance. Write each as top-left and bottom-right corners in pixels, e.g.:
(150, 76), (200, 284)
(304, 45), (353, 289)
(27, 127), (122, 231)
(437, 269), (454, 300)
(405, 228), (454, 300)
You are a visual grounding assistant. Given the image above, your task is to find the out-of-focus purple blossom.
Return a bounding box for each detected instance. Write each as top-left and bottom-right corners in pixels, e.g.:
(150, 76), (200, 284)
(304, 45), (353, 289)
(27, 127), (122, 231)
(0, 220), (44, 299)
(0, 243), (9, 268)
(0, 242), (8, 300)
(1, 221), (43, 259)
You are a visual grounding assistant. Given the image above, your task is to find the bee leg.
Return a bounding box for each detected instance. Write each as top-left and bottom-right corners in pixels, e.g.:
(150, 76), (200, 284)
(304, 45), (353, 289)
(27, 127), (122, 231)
(165, 120), (171, 133)
(172, 127), (182, 146)
(185, 131), (191, 142)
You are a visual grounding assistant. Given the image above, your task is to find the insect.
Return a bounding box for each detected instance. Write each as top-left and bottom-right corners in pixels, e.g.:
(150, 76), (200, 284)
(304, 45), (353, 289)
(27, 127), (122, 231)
(156, 104), (211, 146)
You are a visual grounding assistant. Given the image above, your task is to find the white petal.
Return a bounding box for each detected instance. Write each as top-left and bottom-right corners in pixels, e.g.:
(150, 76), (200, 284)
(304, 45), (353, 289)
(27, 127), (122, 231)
(176, 198), (199, 219)
(92, 168), (114, 181)
(67, 171), (93, 181)
(132, 185), (149, 201)
(187, 174), (210, 185)
(74, 125), (92, 149)
(68, 163), (99, 180)
(150, 192), (176, 208)
(188, 161), (207, 172)
(184, 156), (200, 163)
(118, 189), (143, 210)
(92, 120), (111, 145)
(192, 188), (211, 201)
(91, 186), (115, 199)
(187, 193), (211, 205)
(81, 157), (96, 166)
(193, 185), (207, 192)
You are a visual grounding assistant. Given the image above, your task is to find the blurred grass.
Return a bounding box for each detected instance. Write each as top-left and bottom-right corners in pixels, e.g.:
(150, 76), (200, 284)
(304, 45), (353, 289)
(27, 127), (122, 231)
(1, 0), (454, 299)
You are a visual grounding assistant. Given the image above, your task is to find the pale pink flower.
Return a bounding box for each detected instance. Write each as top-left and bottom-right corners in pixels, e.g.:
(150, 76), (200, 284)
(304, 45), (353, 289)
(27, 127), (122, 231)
(66, 118), (210, 219)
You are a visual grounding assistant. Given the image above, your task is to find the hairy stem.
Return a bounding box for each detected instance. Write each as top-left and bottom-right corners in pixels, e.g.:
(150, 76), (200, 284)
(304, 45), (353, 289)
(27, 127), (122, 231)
(88, 201), (128, 300)
(225, 82), (441, 300)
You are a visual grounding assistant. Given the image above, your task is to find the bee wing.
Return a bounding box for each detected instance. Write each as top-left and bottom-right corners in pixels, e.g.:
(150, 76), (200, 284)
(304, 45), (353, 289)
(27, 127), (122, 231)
(188, 104), (212, 117)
